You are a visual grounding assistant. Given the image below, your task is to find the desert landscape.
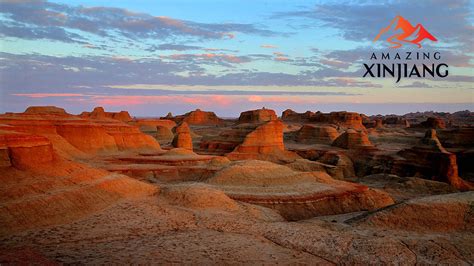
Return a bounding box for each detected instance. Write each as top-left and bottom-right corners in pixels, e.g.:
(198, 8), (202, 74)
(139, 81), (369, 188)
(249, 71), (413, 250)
(0, 105), (473, 264)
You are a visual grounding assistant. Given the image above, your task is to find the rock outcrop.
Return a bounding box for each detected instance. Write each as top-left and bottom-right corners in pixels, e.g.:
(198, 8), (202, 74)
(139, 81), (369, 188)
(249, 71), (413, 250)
(0, 109), (161, 156)
(80, 107), (133, 122)
(382, 116), (410, 127)
(0, 131), (55, 169)
(207, 160), (394, 220)
(226, 120), (298, 161)
(165, 109), (222, 125)
(0, 129), (157, 234)
(238, 108), (277, 124)
(351, 192), (474, 232)
(172, 122), (193, 150)
(396, 129), (471, 190)
(296, 124), (339, 144)
(419, 117), (446, 129)
(156, 125), (174, 144)
(281, 109), (314, 122)
(310, 111), (366, 130)
(332, 129), (374, 149)
(24, 106), (70, 116)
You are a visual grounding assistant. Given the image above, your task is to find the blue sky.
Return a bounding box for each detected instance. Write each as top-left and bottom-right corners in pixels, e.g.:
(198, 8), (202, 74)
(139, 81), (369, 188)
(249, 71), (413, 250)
(0, 0), (472, 116)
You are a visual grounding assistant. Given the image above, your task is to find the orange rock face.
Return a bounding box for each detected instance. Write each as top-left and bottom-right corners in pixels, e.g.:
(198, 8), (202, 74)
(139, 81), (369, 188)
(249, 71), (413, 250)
(0, 106), (161, 156)
(234, 120), (284, 153)
(156, 125), (174, 144)
(332, 129), (374, 149)
(281, 109), (314, 122)
(172, 122), (193, 150)
(238, 108), (277, 124)
(167, 109), (222, 125)
(310, 111), (366, 130)
(0, 132), (55, 169)
(296, 124), (340, 144)
(24, 106), (70, 116)
(226, 120), (299, 161)
(131, 119), (176, 132)
(80, 107), (133, 122)
(207, 160), (394, 220)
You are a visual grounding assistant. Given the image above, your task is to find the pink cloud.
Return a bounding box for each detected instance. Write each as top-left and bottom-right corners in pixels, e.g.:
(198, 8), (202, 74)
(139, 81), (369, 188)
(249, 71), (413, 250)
(274, 56), (290, 61)
(320, 59), (351, 69)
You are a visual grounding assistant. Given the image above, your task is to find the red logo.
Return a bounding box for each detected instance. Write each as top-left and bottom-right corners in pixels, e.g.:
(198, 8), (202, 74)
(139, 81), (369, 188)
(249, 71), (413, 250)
(374, 15), (437, 48)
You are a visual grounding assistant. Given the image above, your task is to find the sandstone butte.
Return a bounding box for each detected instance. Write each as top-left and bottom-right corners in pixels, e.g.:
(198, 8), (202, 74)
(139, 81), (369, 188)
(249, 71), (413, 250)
(1, 105), (473, 264)
(172, 122), (193, 151)
(0, 107), (161, 156)
(396, 129), (472, 190)
(332, 129), (375, 150)
(238, 107), (277, 124)
(310, 111), (366, 130)
(296, 124), (340, 145)
(281, 109), (315, 122)
(80, 106), (133, 122)
(165, 109), (223, 125)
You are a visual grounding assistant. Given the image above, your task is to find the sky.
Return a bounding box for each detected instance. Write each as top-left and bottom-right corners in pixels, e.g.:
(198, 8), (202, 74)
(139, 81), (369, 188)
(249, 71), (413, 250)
(0, 0), (473, 117)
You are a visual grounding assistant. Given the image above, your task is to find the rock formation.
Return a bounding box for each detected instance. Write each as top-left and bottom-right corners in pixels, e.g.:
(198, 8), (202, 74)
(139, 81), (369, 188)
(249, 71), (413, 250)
(332, 129), (374, 149)
(419, 117), (446, 129)
(24, 106), (70, 116)
(382, 116), (410, 127)
(238, 108), (277, 124)
(80, 107), (132, 122)
(226, 120), (299, 161)
(207, 160), (394, 220)
(0, 106), (161, 155)
(130, 119), (176, 134)
(351, 192), (474, 232)
(281, 109), (314, 122)
(296, 124), (339, 144)
(396, 129), (471, 190)
(310, 111), (366, 130)
(0, 127), (157, 235)
(156, 125), (174, 144)
(166, 109), (222, 125)
(172, 122), (193, 150)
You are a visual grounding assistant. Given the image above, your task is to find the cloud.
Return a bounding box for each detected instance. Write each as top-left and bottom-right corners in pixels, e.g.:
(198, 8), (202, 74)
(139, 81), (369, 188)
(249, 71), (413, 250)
(0, 52), (383, 93)
(11, 93), (87, 98)
(0, 0), (281, 44)
(161, 53), (251, 65)
(320, 59), (351, 69)
(146, 44), (202, 51)
(398, 81), (432, 88)
(273, 0), (474, 51)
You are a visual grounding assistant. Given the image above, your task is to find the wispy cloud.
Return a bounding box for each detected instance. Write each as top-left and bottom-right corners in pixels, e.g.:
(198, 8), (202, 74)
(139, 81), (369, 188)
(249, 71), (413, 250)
(0, 0), (280, 45)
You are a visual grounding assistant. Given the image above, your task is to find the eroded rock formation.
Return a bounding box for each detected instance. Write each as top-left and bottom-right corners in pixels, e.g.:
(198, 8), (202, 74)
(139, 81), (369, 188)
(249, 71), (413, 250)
(296, 124), (339, 144)
(167, 109), (222, 125)
(396, 129), (471, 190)
(80, 107), (133, 122)
(332, 129), (374, 149)
(310, 111), (366, 130)
(238, 108), (277, 124)
(172, 122), (193, 150)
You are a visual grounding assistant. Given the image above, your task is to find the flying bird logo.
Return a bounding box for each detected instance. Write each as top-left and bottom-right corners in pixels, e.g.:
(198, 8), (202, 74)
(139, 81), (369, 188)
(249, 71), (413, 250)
(373, 15), (437, 48)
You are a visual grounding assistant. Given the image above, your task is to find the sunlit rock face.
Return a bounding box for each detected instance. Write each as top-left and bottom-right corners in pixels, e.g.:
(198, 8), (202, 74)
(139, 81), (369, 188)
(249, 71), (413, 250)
(238, 108), (277, 124)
